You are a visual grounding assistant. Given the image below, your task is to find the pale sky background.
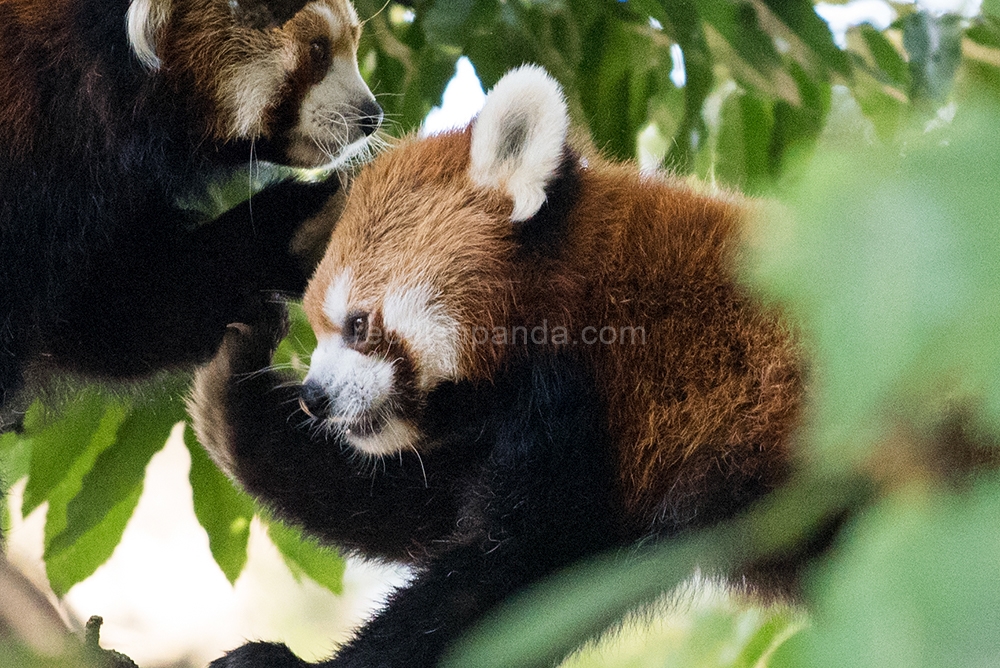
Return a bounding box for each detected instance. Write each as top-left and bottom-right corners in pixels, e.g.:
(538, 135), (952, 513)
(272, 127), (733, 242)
(3, 1), (982, 665)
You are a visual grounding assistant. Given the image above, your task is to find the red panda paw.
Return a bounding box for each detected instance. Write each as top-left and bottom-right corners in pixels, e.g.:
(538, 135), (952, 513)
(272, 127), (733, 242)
(218, 297), (291, 377)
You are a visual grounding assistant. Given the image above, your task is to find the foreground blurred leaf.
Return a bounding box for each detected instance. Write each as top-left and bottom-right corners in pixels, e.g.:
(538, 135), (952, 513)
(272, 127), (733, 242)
(752, 102), (1000, 468)
(444, 475), (864, 668)
(774, 480), (1000, 667)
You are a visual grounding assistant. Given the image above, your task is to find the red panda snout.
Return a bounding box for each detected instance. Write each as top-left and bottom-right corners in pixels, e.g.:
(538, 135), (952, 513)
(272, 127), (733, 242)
(302, 334), (420, 456)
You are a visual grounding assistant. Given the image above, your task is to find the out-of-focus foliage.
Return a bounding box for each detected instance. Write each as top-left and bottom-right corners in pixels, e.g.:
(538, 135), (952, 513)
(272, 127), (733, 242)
(4, 1), (1000, 666)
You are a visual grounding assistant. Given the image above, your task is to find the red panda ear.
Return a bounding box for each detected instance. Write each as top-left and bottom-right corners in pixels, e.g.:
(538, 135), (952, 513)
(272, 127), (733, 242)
(127, 0), (171, 70)
(469, 66), (569, 222)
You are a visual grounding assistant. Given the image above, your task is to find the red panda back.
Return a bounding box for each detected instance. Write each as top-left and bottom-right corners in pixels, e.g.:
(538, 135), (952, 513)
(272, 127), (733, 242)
(574, 165), (802, 530)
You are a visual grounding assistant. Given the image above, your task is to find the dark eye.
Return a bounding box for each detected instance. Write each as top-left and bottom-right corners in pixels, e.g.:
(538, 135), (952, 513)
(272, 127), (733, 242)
(344, 311), (369, 346)
(309, 37), (331, 83)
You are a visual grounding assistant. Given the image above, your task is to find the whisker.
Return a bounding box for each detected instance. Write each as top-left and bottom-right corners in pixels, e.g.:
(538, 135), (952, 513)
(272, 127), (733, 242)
(408, 441), (428, 488)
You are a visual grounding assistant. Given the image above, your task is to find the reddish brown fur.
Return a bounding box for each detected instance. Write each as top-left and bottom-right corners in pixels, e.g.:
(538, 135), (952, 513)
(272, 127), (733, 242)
(0, 0), (80, 155)
(305, 128), (804, 534)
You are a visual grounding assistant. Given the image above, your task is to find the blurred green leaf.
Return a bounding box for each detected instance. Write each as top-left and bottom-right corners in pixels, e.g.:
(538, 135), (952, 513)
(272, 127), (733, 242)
(655, 2), (714, 171)
(775, 481), (1000, 667)
(752, 100), (1000, 465)
(768, 60), (832, 180)
(185, 425), (254, 585)
(444, 475), (863, 668)
(903, 12), (964, 104)
(578, 12), (663, 159)
(762, 0), (850, 76)
(266, 519), (346, 595)
(858, 24), (910, 90)
(714, 88), (775, 192)
(695, 0), (781, 76)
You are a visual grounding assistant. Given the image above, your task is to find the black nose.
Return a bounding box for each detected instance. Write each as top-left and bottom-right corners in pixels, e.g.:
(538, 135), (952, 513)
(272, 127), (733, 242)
(299, 381), (331, 418)
(357, 98), (383, 137)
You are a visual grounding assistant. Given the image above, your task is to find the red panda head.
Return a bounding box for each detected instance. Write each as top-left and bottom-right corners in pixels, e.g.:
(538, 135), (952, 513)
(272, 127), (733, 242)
(127, 0), (381, 168)
(300, 65), (570, 456)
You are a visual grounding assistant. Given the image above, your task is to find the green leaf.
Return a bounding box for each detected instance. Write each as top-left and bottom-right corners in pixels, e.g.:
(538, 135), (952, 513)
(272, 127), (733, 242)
(22, 391), (118, 516)
(761, 0), (851, 76)
(47, 392), (182, 556)
(578, 12), (663, 160)
(0, 425), (31, 489)
(655, 2), (714, 171)
(713, 89), (775, 193)
(694, 0), (781, 76)
(858, 24), (910, 90)
(752, 101), (1000, 467)
(44, 483), (142, 597)
(185, 425), (254, 585)
(964, 15), (1000, 49)
(848, 64), (907, 140)
(39, 398), (136, 596)
(768, 60), (832, 176)
(273, 301), (318, 379)
(778, 483), (1000, 668)
(903, 12), (964, 104)
(443, 475), (860, 668)
(266, 519), (346, 595)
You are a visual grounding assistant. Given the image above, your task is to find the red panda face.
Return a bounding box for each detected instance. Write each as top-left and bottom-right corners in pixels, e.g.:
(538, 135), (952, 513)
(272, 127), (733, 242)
(300, 66), (571, 456)
(127, 0), (381, 168)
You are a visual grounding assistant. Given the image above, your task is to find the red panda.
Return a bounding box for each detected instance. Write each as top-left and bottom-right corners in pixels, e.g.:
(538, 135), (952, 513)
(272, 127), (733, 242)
(0, 0), (381, 423)
(190, 66), (804, 668)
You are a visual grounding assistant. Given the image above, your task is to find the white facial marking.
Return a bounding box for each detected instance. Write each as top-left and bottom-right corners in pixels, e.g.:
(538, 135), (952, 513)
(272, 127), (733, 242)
(126, 0), (171, 71)
(469, 65), (569, 221)
(306, 337), (395, 414)
(323, 269), (353, 329)
(383, 283), (460, 389)
(305, 336), (414, 455)
(286, 4), (379, 168)
(223, 52), (291, 138)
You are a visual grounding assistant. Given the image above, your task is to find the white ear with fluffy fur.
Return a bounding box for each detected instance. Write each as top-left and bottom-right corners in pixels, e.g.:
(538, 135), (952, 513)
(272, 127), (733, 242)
(469, 65), (569, 222)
